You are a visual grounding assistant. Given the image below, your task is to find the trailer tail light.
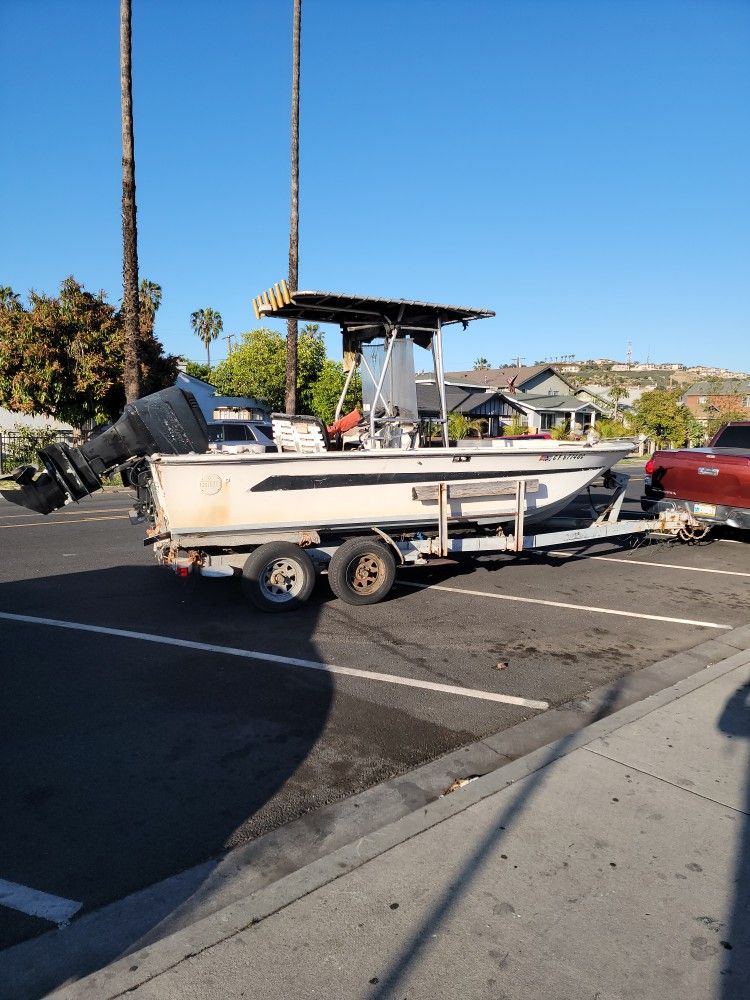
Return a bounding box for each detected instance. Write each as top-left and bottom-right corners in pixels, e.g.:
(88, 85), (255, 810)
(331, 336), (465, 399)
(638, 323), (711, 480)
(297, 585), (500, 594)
(644, 457), (655, 475)
(177, 567), (190, 578)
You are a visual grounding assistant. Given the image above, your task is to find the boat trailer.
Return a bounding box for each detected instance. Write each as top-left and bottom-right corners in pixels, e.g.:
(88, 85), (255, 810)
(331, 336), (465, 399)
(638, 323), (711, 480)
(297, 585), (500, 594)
(151, 471), (704, 612)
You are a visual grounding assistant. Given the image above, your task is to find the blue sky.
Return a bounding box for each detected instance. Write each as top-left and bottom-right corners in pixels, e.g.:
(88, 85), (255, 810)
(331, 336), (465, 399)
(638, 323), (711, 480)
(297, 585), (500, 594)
(1, 0), (748, 372)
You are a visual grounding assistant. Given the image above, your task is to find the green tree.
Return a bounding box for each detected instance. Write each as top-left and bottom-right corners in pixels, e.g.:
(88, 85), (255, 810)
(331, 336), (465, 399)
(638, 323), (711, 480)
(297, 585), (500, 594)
(138, 280), (178, 394)
(473, 356), (491, 370)
(447, 413), (487, 440)
(211, 324), (325, 413)
(184, 359), (212, 381)
(0, 277), (176, 427)
(551, 418), (571, 440)
(705, 402), (747, 439)
(594, 417), (630, 438)
(0, 287), (21, 309)
(190, 307), (223, 368)
(631, 388), (692, 448)
(310, 360), (362, 424)
(505, 414), (527, 435)
(608, 380), (626, 420)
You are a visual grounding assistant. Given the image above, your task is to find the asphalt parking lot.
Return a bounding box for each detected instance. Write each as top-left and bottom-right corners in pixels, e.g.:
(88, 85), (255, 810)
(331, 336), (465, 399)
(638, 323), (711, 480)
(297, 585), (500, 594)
(0, 465), (748, 976)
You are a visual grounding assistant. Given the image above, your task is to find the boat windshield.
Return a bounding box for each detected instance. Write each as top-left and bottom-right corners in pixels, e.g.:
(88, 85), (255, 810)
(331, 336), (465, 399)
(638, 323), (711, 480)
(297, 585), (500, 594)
(360, 338), (418, 421)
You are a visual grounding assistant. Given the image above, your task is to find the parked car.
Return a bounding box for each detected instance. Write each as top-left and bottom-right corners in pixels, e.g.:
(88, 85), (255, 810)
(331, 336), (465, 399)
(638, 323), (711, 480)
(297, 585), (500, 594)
(641, 422), (750, 531)
(207, 421), (277, 453)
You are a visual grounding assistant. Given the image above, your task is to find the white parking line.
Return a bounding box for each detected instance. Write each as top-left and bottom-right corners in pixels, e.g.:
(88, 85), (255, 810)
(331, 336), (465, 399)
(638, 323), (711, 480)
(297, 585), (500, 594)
(545, 552), (750, 579)
(398, 581), (730, 629)
(0, 611), (549, 710)
(0, 507), (132, 520)
(0, 878), (81, 925)
(0, 515), (129, 529)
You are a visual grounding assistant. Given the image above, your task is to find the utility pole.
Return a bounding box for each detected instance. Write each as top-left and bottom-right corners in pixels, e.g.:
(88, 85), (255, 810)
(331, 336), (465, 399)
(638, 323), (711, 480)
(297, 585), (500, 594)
(223, 333), (235, 357)
(511, 355), (526, 368)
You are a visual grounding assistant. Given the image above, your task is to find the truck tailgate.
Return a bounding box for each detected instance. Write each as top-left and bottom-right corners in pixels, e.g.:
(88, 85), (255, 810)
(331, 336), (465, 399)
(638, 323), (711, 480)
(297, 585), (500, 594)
(650, 449), (750, 509)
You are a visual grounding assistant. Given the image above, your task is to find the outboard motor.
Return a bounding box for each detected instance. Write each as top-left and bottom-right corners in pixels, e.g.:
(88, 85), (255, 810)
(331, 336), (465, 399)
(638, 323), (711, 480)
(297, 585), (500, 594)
(0, 386), (209, 514)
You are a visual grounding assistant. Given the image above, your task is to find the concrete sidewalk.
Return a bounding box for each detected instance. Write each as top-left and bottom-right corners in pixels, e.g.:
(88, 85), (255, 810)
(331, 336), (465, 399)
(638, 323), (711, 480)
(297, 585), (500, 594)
(51, 638), (750, 1000)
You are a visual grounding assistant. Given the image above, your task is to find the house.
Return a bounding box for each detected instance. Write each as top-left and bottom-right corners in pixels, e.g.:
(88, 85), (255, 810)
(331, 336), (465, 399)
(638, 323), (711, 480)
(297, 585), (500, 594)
(0, 408), (73, 433)
(175, 372), (270, 423)
(432, 364), (603, 431)
(444, 364), (576, 397)
(513, 393), (602, 432)
(680, 380), (750, 428)
(415, 383), (526, 436)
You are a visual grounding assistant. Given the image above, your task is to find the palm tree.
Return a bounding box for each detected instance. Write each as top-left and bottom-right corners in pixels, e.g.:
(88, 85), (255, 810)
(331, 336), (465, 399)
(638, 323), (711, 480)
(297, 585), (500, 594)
(190, 308), (223, 369)
(120, 0), (141, 402)
(139, 279), (162, 331)
(284, 0), (302, 415)
(609, 380), (626, 420)
(0, 287), (21, 309)
(448, 413), (487, 441)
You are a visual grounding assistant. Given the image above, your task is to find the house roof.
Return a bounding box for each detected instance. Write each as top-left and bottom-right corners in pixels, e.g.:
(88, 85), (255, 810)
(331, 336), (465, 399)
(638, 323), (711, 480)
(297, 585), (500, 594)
(515, 394), (603, 413)
(445, 364), (576, 392)
(175, 372), (269, 411)
(416, 383), (523, 417)
(683, 380), (750, 396)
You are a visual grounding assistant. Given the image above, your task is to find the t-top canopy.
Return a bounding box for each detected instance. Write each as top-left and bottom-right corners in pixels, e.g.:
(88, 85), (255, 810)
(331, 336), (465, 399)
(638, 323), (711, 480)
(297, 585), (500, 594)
(252, 280), (494, 348)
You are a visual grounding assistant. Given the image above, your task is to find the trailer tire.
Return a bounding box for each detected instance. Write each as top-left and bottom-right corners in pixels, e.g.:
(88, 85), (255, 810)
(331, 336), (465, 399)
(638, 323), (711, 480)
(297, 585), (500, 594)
(242, 542), (316, 612)
(328, 537), (396, 606)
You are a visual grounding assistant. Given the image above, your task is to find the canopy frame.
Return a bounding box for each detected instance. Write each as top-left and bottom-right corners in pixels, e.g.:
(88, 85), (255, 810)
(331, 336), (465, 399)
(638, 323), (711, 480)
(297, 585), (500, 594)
(252, 281), (494, 447)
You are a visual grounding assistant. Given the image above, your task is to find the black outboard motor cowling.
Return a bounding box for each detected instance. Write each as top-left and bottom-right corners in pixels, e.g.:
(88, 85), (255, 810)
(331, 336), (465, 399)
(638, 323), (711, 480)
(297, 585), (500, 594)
(1, 386), (209, 514)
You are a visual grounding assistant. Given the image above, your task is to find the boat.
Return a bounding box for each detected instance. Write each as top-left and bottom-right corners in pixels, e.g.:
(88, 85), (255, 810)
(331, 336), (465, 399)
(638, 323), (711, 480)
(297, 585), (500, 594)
(2, 282), (640, 610)
(144, 283), (633, 543)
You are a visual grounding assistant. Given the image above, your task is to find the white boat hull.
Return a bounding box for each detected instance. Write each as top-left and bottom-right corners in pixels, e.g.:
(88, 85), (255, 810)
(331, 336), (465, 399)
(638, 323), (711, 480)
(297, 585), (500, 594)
(148, 440), (633, 541)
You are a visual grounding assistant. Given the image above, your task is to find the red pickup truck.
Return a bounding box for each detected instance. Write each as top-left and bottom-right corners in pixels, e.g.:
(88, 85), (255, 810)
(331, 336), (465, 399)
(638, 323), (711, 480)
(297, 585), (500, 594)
(641, 422), (750, 531)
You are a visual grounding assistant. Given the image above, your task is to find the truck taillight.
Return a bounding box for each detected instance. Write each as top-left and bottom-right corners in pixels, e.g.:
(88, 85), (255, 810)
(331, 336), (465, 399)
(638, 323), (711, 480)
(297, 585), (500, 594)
(644, 457), (655, 475)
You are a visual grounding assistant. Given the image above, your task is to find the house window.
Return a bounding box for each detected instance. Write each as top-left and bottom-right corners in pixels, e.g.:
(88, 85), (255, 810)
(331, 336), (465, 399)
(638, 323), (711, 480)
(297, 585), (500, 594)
(540, 413), (556, 430)
(698, 396), (707, 405)
(744, 396), (750, 408)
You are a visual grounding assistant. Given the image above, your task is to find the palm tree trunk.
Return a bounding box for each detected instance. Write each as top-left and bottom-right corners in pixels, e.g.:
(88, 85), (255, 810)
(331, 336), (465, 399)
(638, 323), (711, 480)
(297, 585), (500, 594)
(284, 0), (302, 415)
(206, 340), (211, 369)
(120, 0), (141, 402)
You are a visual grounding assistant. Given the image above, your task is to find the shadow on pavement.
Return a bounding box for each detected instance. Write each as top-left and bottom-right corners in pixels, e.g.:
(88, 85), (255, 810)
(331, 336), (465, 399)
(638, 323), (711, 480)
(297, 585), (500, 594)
(0, 565), (333, 998)
(717, 679), (750, 999)
(370, 676), (627, 999)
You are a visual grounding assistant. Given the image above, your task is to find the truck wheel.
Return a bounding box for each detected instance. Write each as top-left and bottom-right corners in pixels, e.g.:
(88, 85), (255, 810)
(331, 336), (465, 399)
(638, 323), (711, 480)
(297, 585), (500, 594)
(328, 537), (396, 606)
(242, 542), (316, 612)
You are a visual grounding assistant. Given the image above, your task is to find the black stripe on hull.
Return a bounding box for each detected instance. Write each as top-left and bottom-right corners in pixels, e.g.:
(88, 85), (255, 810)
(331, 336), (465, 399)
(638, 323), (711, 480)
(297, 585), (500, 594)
(249, 466), (595, 493)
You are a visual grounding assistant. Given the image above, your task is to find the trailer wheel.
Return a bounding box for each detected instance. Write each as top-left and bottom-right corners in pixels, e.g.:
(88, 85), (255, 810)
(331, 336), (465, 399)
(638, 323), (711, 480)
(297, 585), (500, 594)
(242, 542), (316, 612)
(328, 537), (396, 606)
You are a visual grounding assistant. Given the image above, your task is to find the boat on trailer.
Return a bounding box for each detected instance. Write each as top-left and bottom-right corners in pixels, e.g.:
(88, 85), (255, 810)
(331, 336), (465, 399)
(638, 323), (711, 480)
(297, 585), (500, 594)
(134, 283), (643, 608)
(2, 281), (700, 611)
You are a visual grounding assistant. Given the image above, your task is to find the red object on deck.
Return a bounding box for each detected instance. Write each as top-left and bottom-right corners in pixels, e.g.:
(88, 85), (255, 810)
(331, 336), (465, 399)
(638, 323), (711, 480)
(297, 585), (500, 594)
(327, 409), (362, 437)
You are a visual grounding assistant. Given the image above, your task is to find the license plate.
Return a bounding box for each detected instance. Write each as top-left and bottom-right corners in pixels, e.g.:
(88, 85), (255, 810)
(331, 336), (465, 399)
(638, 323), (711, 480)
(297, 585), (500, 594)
(693, 502), (716, 517)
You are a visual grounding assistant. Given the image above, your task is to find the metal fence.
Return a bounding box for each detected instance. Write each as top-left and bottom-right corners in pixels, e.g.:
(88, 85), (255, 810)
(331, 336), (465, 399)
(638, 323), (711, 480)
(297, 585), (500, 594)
(0, 429), (77, 475)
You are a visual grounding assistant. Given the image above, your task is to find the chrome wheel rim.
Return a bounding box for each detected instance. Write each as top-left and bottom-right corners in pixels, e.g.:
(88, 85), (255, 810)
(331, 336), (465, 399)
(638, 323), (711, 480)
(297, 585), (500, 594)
(259, 558), (305, 603)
